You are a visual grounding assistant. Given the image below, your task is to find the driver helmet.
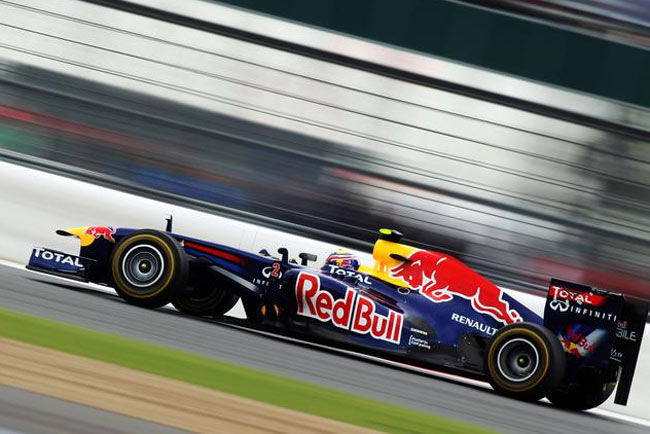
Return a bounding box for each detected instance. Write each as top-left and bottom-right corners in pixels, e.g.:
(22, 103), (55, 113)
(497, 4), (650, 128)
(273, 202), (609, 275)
(325, 249), (360, 270)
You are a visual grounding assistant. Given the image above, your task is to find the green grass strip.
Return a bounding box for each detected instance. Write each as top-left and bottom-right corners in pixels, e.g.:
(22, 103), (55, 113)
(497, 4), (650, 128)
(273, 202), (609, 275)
(0, 307), (493, 434)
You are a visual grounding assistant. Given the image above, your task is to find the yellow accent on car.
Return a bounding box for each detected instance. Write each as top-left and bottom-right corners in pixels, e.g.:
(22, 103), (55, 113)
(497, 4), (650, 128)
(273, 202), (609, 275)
(358, 238), (418, 287)
(58, 227), (96, 247)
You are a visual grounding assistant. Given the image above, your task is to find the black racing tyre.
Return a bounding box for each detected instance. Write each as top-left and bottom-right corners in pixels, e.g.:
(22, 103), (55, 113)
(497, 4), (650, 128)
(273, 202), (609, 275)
(172, 284), (239, 317)
(547, 367), (617, 410)
(110, 229), (188, 308)
(486, 322), (566, 402)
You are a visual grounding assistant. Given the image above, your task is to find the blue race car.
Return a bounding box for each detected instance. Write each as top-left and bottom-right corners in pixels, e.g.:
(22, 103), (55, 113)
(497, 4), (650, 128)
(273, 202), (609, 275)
(27, 221), (647, 410)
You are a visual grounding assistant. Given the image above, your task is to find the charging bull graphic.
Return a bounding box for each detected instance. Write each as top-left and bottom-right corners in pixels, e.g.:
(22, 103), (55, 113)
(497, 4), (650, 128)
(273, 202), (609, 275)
(390, 250), (522, 325)
(85, 226), (116, 243)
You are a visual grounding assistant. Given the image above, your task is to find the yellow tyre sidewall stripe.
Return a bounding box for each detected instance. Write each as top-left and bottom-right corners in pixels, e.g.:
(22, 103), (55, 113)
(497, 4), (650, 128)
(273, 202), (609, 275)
(487, 328), (551, 392)
(111, 234), (176, 299)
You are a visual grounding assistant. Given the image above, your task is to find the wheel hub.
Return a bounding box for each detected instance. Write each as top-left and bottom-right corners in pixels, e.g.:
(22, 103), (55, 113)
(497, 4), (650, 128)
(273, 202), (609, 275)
(496, 338), (540, 383)
(121, 244), (165, 289)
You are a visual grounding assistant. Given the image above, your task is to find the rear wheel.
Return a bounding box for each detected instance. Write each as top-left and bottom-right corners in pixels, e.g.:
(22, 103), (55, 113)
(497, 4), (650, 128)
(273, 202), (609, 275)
(110, 230), (188, 308)
(173, 283), (239, 317)
(486, 322), (566, 402)
(547, 366), (617, 410)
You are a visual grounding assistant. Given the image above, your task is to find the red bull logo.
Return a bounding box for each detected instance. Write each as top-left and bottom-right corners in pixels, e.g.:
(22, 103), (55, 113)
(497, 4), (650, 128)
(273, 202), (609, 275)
(295, 272), (403, 344)
(85, 226), (116, 243)
(559, 325), (606, 357)
(390, 250), (522, 325)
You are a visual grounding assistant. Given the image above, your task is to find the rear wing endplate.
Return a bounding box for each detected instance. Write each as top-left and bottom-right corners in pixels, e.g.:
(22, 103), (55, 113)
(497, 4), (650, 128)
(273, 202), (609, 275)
(613, 300), (648, 405)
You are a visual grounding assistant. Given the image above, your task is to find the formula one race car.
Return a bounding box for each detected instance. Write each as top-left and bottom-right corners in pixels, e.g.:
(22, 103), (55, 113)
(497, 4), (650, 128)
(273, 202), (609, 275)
(27, 221), (647, 410)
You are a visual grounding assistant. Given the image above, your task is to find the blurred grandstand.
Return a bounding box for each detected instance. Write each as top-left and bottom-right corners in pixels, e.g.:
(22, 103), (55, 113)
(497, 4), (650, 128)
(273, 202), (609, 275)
(1, 0), (649, 300)
(459, 0), (650, 47)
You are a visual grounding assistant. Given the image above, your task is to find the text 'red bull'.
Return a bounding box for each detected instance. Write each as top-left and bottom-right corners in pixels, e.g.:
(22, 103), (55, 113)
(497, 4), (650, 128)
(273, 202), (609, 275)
(295, 272), (403, 345)
(390, 250), (522, 325)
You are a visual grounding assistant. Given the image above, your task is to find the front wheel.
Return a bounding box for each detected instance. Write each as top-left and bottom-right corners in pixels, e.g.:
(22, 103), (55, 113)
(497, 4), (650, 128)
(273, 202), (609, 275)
(486, 322), (566, 402)
(110, 230), (188, 308)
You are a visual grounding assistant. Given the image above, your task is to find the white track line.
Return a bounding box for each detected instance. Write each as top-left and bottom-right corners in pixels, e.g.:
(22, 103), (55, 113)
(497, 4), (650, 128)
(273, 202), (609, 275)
(2, 258), (649, 428)
(589, 409), (650, 428)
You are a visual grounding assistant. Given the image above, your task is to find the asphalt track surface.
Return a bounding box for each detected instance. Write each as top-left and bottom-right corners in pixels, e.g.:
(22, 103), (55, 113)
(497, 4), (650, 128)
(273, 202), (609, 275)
(0, 385), (185, 434)
(0, 264), (647, 434)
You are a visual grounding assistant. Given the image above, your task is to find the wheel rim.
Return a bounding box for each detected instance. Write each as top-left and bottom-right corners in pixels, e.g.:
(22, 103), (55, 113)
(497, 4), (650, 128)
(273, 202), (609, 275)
(121, 244), (165, 290)
(496, 338), (540, 383)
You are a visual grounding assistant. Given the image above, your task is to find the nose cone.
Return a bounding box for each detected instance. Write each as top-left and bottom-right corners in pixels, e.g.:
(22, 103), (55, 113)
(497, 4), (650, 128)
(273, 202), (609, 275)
(56, 226), (96, 247)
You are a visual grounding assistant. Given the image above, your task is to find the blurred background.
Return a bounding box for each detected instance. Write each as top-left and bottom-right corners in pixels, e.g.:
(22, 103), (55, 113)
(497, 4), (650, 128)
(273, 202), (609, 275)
(1, 0), (649, 299)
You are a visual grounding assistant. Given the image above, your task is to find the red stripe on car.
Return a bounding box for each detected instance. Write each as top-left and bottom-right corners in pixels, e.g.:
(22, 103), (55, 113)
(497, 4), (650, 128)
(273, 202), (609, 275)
(184, 241), (245, 264)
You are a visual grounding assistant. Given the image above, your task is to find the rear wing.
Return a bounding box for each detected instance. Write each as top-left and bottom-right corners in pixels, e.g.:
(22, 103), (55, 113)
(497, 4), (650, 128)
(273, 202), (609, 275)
(543, 278), (647, 405)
